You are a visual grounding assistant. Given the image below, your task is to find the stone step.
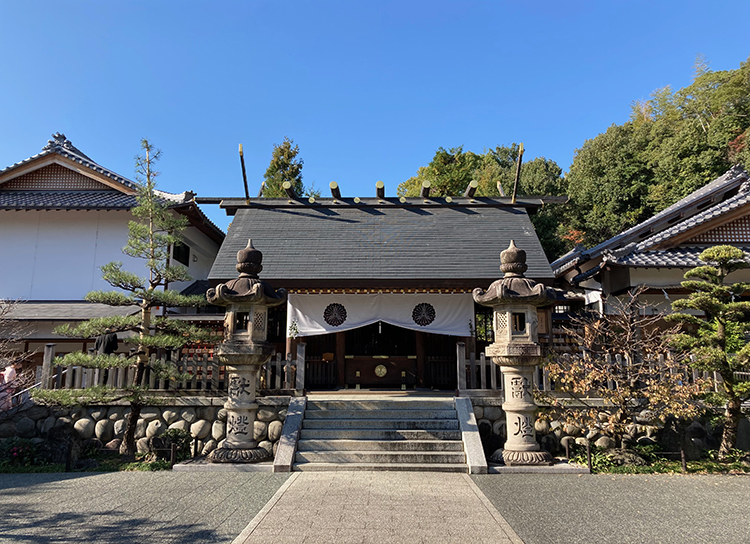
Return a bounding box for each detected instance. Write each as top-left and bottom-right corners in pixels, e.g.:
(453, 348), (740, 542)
(304, 409), (457, 420)
(293, 462), (468, 472)
(295, 450), (467, 464)
(297, 439), (465, 452)
(298, 429), (463, 441)
(306, 400), (455, 411)
(301, 418), (460, 430)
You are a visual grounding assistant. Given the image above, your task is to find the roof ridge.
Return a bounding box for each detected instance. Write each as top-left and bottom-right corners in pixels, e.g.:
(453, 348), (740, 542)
(0, 133), (137, 190)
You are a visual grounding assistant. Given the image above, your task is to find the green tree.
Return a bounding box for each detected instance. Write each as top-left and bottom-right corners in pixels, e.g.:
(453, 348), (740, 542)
(34, 140), (211, 457)
(667, 245), (750, 459)
(566, 55), (750, 248)
(261, 137), (304, 198)
(397, 144), (568, 260)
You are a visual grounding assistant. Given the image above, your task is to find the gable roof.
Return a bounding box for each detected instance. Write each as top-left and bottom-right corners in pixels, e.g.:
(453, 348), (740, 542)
(0, 133), (137, 191)
(0, 133), (225, 243)
(552, 165), (750, 277)
(209, 197), (553, 288)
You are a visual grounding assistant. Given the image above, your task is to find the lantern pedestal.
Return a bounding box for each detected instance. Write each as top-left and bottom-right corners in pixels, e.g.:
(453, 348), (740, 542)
(209, 342), (275, 463)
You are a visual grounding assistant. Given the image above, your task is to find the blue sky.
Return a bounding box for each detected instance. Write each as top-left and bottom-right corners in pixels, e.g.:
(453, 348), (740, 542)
(1, 1), (749, 231)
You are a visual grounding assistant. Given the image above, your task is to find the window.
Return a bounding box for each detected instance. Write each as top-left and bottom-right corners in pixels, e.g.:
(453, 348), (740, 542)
(173, 242), (190, 266)
(512, 313), (526, 334)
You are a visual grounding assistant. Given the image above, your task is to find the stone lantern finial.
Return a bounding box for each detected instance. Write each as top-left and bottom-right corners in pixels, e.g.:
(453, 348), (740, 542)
(236, 239), (263, 277)
(500, 240), (528, 276)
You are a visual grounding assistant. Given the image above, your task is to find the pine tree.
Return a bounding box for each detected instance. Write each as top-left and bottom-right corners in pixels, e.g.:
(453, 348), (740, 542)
(667, 245), (750, 459)
(261, 137), (304, 197)
(34, 139), (212, 457)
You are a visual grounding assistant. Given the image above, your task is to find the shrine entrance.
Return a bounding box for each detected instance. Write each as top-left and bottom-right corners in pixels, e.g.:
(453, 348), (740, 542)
(300, 322), (461, 390)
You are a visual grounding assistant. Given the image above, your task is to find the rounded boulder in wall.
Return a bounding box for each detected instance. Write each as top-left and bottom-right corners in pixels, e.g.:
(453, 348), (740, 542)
(73, 418), (95, 440)
(180, 408), (197, 424)
(253, 421), (268, 442)
(146, 420), (166, 439)
(114, 419), (127, 438)
(162, 409), (180, 425)
(16, 417), (37, 439)
(256, 407), (277, 422)
(268, 420), (283, 442)
(95, 419), (114, 443)
(212, 420), (226, 441)
(169, 420), (189, 432)
(88, 408), (107, 421)
(190, 420), (211, 440)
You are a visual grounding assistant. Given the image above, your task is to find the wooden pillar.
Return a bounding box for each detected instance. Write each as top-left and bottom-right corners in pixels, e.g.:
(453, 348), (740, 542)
(336, 331), (346, 387)
(285, 335), (295, 359)
(415, 331), (425, 388)
(41, 343), (55, 390)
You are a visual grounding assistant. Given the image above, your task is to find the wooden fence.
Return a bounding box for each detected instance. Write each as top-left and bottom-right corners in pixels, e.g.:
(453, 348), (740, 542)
(456, 342), (743, 396)
(36, 342), (307, 394)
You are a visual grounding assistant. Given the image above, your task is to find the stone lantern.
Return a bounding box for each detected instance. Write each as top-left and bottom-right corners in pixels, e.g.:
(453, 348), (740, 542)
(473, 240), (558, 465)
(206, 239), (287, 463)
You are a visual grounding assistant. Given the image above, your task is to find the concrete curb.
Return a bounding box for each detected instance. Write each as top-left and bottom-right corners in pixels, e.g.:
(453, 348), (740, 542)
(455, 396), (488, 474)
(273, 396), (307, 472)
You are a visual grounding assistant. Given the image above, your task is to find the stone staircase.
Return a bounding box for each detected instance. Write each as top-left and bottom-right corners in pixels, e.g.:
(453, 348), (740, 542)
(294, 398), (468, 472)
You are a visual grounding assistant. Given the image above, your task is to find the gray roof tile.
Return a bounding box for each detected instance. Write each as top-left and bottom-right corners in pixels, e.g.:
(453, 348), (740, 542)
(0, 133), (137, 190)
(609, 246), (750, 267)
(210, 204), (552, 284)
(0, 190), (138, 210)
(551, 165), (749, 275)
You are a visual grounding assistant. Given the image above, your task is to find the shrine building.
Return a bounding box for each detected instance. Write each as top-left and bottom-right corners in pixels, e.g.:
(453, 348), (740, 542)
(204, 185), (557, 390)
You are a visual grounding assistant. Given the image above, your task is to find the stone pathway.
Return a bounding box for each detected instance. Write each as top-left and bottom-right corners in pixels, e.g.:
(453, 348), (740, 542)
(233, 471), (523, 544)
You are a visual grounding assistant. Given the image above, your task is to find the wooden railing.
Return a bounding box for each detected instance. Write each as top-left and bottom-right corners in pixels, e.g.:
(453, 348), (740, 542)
(457, 342), (747, 396)
(36, 342), (307, 395)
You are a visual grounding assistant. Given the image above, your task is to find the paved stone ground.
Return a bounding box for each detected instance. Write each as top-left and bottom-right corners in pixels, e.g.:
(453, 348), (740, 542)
(4, 471), (750, 543)
(235, 472), (523, 544)
(473, 473), (750, 544)
(0, 472), (289, 543)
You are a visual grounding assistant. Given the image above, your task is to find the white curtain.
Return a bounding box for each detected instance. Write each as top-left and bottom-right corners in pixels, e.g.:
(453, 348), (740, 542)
(287, 293), (474, 337)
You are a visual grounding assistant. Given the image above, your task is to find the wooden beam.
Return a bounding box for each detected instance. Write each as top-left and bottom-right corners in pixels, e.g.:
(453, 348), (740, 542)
(329, 181), (341, 199)
(376, 180), (385, 199)
(420, 181), (431, 198)
(463, 180), (478, 198)
(283, 181), (296, 199)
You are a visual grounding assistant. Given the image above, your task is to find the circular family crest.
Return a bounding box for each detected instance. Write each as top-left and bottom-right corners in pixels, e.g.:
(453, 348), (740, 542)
(374, 364), (388, 378)
(412, 303), (436, 326)
(323, 303), (347, 327)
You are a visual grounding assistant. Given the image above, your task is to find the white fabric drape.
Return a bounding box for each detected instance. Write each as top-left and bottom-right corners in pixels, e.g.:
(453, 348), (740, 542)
(287, 293), (474, 337)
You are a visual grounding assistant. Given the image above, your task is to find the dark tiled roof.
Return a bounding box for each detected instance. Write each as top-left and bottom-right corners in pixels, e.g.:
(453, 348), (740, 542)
(551, 165), (749, 275)
(210, 204), (553, 284)
(6, 302), (138, 321)
(608, 246), (750, 267)
(0, 133), (137, 190)
(634, 189), (750, 251)
(0, 190), (138, 210)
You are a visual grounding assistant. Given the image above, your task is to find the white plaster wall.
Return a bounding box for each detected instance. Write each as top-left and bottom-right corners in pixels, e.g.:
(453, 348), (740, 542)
(0, 210), (133, 300)
(169, 226), (221, 293)
(0, 210), (221, 302)
(630, 267), (750, 288)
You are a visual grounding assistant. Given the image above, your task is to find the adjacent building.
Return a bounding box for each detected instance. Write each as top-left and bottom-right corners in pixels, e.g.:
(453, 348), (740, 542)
(0, 133), (224, 362)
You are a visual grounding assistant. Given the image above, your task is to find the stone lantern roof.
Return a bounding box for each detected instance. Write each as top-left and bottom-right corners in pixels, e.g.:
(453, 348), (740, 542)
(206, 239), (287, 307)
(473, 240), (558, 307)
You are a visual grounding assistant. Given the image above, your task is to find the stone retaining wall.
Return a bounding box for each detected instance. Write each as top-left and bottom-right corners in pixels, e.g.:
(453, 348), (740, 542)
(470, 397), (750, 461)
(0, 396), (291, 457)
